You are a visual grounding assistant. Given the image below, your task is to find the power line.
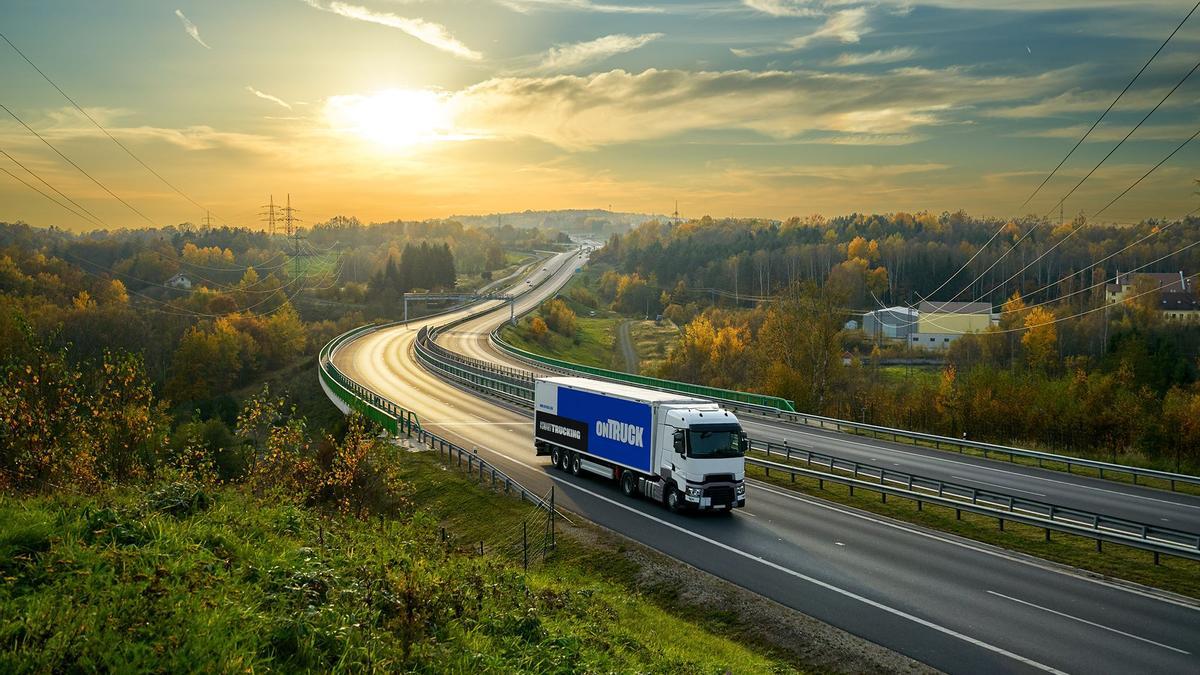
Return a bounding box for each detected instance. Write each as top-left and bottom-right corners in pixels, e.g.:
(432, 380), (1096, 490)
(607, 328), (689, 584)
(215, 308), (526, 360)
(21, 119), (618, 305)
(0, 101), (158, 226)
(1092, 126), (1200, 218)
(1020, 0), (1200, 208)
(0, 165), (96, 226)
(1, 145), (106, 224)
(0, 30), (227, 223)
(909, 4), (1200, 313)
(1041, 55), (1200, 220)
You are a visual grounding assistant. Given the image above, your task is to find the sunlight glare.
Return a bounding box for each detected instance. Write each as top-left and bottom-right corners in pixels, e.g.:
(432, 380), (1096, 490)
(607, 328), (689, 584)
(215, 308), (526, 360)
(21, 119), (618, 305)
(324, 89), (453, 148)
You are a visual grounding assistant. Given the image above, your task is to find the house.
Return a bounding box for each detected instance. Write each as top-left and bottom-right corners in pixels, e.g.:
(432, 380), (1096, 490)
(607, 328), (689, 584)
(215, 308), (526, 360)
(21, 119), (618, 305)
(1158, 291), (1200, 322)
(909, 301), (991, 350)
(1105, 271), (1191, 304)
(1105, 271), (1198, 321)
(165, 273), (193, 290)
(863, 306), (917, 340)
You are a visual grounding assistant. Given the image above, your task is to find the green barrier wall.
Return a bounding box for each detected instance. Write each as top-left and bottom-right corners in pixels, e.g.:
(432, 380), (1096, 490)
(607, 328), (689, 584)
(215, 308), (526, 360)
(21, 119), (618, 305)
(494, 336), (796, 412)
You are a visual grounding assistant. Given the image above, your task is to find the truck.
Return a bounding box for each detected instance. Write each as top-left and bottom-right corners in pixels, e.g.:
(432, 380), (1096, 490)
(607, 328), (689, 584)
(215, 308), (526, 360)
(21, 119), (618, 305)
(533, 376), (747, 512)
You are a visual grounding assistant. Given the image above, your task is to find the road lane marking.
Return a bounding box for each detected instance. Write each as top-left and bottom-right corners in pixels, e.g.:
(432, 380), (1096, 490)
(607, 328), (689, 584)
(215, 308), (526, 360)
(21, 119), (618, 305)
(986, 591), (1190, 655)
(745, 479), (1200, 612)
(550, 476), (1066, 674)
(950, 476), (1046, 497)
(749, 422), (1200, 511)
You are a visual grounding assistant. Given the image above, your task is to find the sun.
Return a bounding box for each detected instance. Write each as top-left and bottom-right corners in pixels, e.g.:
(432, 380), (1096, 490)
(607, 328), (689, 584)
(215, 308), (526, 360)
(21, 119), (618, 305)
(324, 89), (453, 148)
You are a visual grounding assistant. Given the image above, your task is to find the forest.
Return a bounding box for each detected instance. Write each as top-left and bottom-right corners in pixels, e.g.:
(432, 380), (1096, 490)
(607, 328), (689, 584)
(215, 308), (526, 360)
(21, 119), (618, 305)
(581, 213), (1200, 471)
(0, 217), (567, 491)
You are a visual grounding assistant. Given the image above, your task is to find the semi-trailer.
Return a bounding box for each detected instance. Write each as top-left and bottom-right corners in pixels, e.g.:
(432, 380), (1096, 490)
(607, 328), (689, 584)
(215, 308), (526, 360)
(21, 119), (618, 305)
(534, 376), (746, 511)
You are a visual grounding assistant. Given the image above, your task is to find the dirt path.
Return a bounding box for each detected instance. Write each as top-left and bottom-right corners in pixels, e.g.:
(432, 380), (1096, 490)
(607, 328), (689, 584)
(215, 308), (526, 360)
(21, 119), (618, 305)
(616, 319), (639, 374)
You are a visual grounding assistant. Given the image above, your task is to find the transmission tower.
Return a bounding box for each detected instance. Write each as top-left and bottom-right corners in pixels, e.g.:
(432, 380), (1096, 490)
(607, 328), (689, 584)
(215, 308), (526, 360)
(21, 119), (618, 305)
(281, 194), (311, 278)
(260, 195), (278, 236)
(672, 200), (680, 224)
(202, 210), (214, 228)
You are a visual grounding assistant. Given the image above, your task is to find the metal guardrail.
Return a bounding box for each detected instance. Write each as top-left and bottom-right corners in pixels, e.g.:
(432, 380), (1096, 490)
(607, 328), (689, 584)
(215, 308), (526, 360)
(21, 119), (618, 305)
(488, 332), (1200, 493)
(763, 410), (1200, 491)
(317, 249), (588, 518)
(746, 455), (1200, 562)
(410, 336), (1200, 562)
(748, 440), (1200, 559)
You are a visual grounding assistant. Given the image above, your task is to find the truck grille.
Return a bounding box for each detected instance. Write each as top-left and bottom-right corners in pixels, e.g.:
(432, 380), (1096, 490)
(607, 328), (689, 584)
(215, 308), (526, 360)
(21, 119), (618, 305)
(704, 485), (735, 505)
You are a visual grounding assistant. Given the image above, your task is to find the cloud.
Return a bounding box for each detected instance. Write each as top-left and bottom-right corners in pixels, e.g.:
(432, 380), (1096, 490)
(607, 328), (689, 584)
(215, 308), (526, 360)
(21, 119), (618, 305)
(828, 47), (919, 67)
(174, 9), (210, 49)
(246, 86), (293, 110)
(534, 33), (663, 73)
(496, 0), (663, 13)
(733, 7), (868, 57)
(301, 1), (482, 60)
(741, 1), (821, 17)
(447, 66), (1080, 150)
(1016, 123), (1199, 143)
(985, 87), (1189, 119)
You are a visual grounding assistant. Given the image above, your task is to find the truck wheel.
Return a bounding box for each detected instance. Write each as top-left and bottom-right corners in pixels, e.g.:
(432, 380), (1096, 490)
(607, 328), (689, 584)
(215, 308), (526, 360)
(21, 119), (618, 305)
(620, 471), (638, 498)
(550, 447), (562, 470)
(570, 453), (583, 476)
(666, 488), (682, 512)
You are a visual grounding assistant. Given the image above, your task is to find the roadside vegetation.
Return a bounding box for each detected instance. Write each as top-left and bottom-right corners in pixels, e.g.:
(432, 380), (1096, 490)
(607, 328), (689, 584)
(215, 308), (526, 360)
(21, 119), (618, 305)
(584, 214), (1200, 474)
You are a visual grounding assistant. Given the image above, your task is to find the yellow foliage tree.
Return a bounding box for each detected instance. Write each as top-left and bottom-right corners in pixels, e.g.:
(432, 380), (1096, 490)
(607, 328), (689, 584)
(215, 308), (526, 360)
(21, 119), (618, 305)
(1021, 306), (1058, 373)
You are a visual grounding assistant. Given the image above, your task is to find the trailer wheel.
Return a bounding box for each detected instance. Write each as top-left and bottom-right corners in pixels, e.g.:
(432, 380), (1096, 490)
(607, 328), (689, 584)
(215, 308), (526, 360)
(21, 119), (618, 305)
(665, 487), (682, 512)
(550, 447), (562, 469)
(570, 453), (583, 476)
(620, 471), (637, 498)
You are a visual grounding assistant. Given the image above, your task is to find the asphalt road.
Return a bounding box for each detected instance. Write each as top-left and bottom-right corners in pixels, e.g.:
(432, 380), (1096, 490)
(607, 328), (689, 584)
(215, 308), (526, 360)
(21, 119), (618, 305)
(443, 272), (1200, 532)
(334, 248), (1200, 673)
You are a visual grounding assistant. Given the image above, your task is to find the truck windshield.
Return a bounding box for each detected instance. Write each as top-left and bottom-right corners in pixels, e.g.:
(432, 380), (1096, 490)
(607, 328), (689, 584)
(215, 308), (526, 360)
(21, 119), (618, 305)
(687, 425), (744, 459)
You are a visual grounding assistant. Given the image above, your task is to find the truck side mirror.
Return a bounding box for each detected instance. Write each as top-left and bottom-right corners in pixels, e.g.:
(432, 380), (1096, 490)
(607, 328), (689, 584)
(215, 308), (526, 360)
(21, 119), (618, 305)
(673, 430), (685, 454)
(739, 432), (749, 454)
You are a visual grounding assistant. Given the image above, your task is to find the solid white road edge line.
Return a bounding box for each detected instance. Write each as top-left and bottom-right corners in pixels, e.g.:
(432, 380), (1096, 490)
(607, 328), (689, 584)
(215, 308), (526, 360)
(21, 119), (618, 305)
(985, 591), (1189, 655)
(746, 479), (1200, 612)
(548, 475), (1067, 675)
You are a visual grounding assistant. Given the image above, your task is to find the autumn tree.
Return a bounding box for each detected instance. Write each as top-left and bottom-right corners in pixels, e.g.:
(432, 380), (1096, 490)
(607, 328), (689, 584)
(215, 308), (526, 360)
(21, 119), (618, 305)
(1021, 306), (1059, 373)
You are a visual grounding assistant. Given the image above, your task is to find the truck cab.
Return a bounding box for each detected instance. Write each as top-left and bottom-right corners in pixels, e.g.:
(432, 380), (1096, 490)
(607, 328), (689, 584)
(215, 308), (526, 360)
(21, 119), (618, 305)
(653, 406), (747, 510)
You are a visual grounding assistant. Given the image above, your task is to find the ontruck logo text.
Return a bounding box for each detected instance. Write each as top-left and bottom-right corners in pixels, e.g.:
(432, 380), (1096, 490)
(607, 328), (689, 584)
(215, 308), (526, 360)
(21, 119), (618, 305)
(595, 419), (644, 447)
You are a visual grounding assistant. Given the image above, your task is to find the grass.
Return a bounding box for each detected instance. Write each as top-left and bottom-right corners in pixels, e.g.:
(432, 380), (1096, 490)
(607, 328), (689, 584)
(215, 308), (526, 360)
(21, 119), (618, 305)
(501, 317), (620, 370)
(627, 319), (681, 375)
(0, 452), (798, 673)
(744, 453), (1200, 599)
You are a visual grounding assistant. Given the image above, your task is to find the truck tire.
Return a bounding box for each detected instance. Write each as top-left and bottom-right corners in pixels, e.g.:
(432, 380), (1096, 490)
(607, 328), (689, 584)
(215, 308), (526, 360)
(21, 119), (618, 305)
(569, 452), (583, 476)
(620, 471), (638, 498)
(665, 487), (682, 512)
(550, 447), (562, 470)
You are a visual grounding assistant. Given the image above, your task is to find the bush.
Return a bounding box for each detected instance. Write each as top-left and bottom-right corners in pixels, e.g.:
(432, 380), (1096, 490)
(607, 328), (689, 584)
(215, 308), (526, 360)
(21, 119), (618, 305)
(541, 298), (577, 337)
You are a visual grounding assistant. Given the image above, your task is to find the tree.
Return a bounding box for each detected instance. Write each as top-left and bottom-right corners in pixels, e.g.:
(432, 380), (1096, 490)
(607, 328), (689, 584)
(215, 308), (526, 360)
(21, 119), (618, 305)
(542, 298), (577, 336)
(529, 316), (549, 344)
(1022, 306), (1058, 373)
(756, 282), (846, 412)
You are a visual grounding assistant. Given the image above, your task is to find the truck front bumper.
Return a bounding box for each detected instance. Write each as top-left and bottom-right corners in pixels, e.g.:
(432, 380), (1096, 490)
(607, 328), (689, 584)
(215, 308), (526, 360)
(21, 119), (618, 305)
(683, 483), (745, 509)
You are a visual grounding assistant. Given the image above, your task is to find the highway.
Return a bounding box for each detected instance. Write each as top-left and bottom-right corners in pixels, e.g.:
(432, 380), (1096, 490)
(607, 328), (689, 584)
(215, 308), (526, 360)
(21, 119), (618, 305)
(438, 275), (1200, 532)
(334, 248), (1200, 673)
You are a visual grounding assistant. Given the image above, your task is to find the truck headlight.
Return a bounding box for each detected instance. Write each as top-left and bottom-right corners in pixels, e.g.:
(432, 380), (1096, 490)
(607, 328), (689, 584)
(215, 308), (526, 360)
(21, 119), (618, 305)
(736, 483), (746, 496)
(685, 486), (702, 498)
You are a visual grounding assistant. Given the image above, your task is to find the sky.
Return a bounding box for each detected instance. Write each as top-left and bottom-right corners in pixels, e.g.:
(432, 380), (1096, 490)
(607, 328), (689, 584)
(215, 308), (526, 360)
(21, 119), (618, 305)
(0, 0), (1198, 230)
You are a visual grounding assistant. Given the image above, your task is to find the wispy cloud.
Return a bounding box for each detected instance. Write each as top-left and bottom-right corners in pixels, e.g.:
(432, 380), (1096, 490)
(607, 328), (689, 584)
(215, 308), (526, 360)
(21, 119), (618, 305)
(733, 7), (869, 57)
(497, 0), (664, 13)
(174, 9), (210, 49)
(246, 86), (293, 110)
(828, 47), (918, 67)
(534, 33), (663, 73)
(302, 1), (482, 61)
(448, 65), (1080, 150)
(741, 0), (821, 17)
